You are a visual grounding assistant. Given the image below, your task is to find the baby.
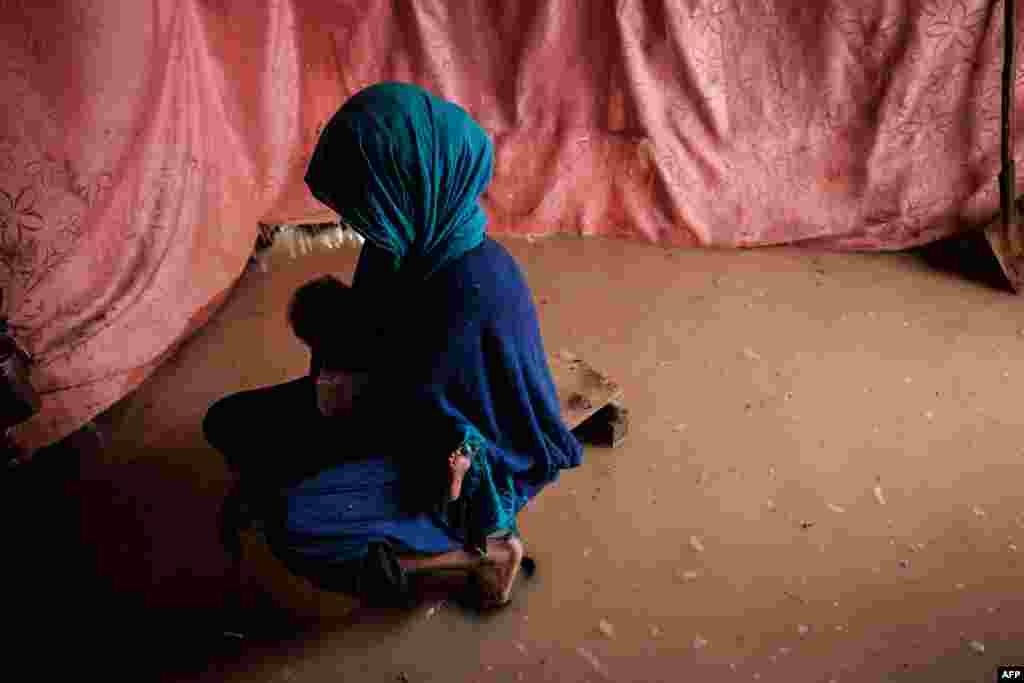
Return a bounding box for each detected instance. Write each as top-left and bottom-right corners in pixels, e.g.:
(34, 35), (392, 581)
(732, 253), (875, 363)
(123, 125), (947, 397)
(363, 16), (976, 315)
(286, 274), (371, 418)
(287, 274), (472, 502)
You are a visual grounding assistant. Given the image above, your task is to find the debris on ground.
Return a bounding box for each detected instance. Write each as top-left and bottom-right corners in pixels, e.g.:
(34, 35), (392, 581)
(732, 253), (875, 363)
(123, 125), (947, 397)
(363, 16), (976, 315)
(784, 591), (806, 604)
(672, 423), (688, 432)
(583, 547), (592, 558)
(515, 642), (527, 655)
(798, 624), (810, 637)
(955, 583), (966, 590)
(742, 347), (762, 361)
(558, 349), (578, 362)
(972, 506), (986, 518)
(873, 485), (887, 506)
(577, 647), (608, 677)
(827, 503), (846, 513)
(766, 500), (777, 512)
(689, 536), (706, 553)
(778, 647), (792, 656)
(898, 559), (910, 569)
(649, 625), (663, 638)
(676, 569), (701, 583)
(967, 640), (985, 655)
(598, 619), (616, 639)
(693, 634), (709, 650)
(799, 520), (815, 530)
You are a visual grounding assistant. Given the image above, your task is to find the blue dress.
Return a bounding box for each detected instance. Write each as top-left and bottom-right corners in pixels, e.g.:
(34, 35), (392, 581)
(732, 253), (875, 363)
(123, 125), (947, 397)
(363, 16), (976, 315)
(268, 238), (583, 565)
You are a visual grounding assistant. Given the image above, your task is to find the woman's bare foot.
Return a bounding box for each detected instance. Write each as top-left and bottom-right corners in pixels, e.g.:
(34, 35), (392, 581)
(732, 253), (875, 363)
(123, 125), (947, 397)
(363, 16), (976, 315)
(472, 536), (525, 609)
(446, 447), (473, 502)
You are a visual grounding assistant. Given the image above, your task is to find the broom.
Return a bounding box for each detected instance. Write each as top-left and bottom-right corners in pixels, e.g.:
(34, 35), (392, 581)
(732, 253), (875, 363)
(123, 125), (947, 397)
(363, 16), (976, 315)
(999, 0), (1017, 239)
(987, 0), (1022, 289)
(249, 222), (365, 272)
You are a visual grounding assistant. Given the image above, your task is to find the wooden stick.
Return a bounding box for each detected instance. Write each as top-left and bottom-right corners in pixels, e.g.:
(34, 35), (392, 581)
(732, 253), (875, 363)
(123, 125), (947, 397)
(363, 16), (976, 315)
(1000, 0), (1017, 236)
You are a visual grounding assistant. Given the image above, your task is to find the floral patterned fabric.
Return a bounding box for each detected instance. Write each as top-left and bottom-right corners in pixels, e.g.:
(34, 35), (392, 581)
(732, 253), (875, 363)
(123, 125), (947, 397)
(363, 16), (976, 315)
(1, 0), (1022, 450)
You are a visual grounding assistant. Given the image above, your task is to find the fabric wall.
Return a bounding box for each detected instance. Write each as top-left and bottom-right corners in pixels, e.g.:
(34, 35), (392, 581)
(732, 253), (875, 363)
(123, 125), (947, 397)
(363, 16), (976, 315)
(2, 0), (1022, 451)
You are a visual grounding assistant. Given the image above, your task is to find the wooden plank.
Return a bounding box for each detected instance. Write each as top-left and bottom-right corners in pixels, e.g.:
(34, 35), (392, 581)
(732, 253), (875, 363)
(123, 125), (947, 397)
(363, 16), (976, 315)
(548, 352), (624, 431)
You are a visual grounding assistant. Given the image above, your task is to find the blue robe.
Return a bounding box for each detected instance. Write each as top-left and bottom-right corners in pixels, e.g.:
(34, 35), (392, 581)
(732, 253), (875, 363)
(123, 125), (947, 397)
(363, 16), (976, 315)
(269, 238), (583, 564)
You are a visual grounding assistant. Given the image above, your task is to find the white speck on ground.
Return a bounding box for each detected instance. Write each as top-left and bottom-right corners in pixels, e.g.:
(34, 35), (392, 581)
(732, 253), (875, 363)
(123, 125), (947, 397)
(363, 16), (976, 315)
(873, 485), (887, 505)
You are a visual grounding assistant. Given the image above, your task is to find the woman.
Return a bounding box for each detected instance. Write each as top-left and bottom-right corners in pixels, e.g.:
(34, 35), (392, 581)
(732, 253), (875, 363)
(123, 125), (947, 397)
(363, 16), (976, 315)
(208, 81), (582, 611)
(305, 80), (583, 557)
(206, 274), (537, 610)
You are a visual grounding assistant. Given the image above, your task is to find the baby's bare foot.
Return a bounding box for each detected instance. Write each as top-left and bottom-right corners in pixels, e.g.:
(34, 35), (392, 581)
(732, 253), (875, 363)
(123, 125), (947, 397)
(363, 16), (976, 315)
(446, 449), (472, 502)
(473, 536), (525, 609)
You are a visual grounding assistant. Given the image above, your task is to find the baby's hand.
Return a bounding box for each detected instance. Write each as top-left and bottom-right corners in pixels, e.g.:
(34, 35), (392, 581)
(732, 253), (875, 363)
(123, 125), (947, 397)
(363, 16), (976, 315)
(315, 371), (348, 417)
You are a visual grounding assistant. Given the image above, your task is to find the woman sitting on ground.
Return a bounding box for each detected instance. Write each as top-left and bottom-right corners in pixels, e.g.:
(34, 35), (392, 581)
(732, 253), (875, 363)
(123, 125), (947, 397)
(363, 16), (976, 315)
(206, 275), (530, 609)
(304, 81), (584, 573)
(206, 81), (583, 610)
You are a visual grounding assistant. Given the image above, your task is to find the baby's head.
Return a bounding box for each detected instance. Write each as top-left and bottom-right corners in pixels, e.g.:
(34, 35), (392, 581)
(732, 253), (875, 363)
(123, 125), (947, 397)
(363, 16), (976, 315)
(288, 275), (372, 413)
(288, 274), (350, 354)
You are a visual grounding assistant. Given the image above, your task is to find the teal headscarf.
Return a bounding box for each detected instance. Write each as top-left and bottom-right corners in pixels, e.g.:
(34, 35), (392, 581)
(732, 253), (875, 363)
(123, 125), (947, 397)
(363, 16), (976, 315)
(305, 82), (494, 281)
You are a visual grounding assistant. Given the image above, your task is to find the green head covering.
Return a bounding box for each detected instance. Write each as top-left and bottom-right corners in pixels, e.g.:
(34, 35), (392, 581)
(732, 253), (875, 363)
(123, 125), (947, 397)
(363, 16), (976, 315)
(305, 82), (494, 281)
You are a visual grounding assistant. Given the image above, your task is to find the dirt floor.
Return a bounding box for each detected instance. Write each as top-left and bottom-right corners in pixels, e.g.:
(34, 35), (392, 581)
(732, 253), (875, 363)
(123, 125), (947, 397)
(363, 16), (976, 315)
(8, 233), (1024, 682)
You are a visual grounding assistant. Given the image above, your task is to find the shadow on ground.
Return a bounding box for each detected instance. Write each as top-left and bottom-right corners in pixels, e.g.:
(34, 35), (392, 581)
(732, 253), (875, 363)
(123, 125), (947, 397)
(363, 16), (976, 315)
(911, 230), (1013, 293)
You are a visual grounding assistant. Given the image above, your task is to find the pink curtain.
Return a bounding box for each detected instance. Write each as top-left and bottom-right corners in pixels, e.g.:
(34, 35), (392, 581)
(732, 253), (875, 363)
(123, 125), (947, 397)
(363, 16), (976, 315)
(2, 0), (1022, 451)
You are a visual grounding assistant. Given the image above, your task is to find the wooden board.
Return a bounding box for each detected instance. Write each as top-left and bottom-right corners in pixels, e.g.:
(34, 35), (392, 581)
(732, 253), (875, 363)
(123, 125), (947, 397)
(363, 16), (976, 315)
(549, 352), (624, 431)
